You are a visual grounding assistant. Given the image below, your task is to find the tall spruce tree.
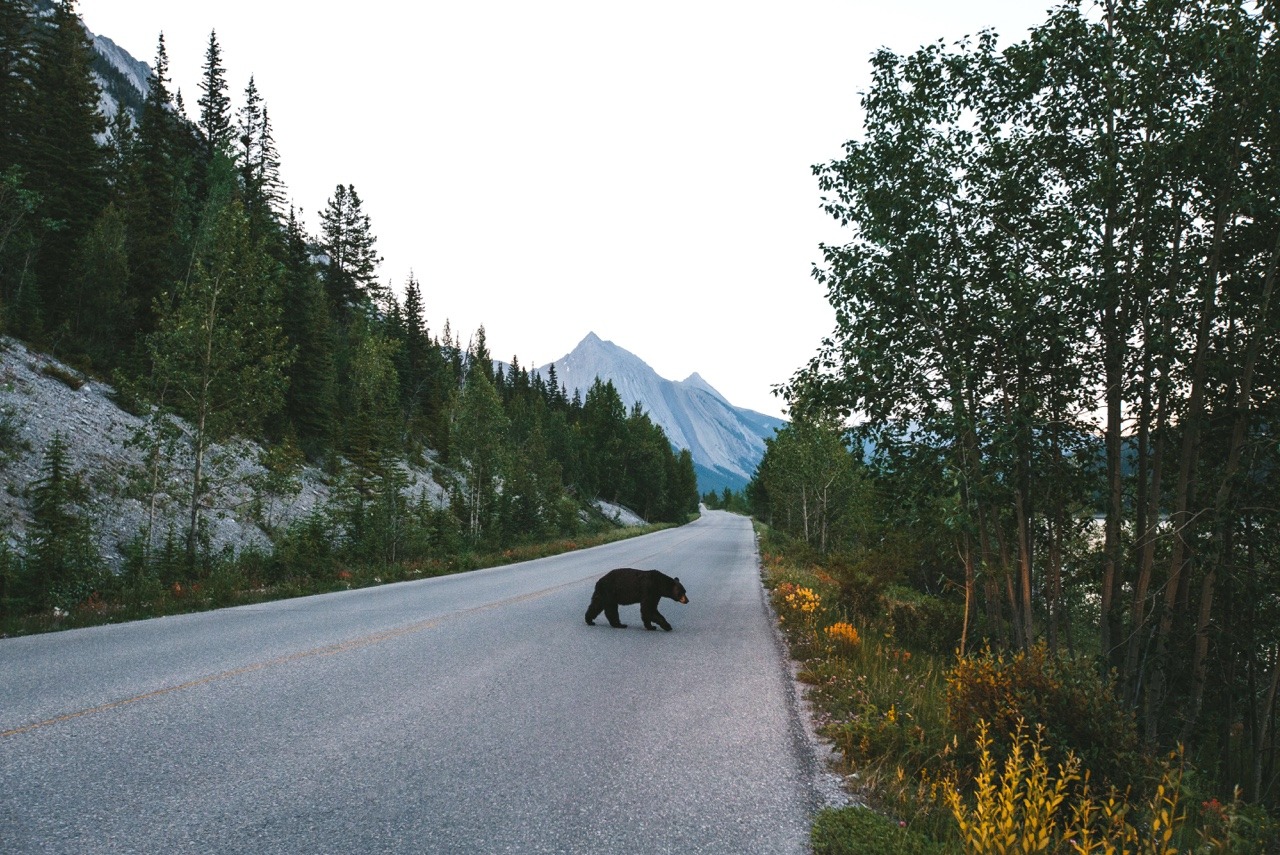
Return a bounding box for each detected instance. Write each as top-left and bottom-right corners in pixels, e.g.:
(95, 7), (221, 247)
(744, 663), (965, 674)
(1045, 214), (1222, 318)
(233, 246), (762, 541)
(0, 0), (35, 172)
(280, 208), (336, 460)
(236, 76), (284, 240)
(123, 33), (186, 339)
(26, 0), (106, 345)
(24, 433), (101, 611)
(318, 183), (381, 318)
(196, 30), (232, 157)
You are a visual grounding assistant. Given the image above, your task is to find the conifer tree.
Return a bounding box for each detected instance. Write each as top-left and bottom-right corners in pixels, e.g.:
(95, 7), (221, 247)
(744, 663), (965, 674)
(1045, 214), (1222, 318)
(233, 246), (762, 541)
(253, 106), (283, 217)
(280, 208), (336, 459)
(580, 378), (626, 501)
(26, 0), (107, 343)
(196, 30), (232, 157)
(318, 183), (381, 317)
(0, 165), (41, 337)
(236, 76), (284, 238)
(123, 33), (186, 338)
(24, 433), (101, 611)
(467, 324), (493, 384)
(400, 282), (451, 459)
(0, 0), (36, 172)
(236, 75), (261, 186)
(333, 323), (405, 558)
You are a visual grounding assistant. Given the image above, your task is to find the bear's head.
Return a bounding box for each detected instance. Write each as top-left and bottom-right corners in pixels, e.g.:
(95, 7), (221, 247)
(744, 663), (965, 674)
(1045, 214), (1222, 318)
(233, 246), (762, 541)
(671, 577), (689, 604)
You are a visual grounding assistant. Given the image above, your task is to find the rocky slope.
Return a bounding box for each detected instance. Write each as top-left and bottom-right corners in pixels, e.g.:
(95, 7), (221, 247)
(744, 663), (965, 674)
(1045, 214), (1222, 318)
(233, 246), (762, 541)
(0, 338), (650, 572)
(0, 337), (446, 570)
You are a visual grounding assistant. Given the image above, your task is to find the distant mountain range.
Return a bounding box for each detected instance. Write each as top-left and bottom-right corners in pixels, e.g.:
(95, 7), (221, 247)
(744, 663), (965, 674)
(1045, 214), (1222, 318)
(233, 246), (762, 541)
(540, 334), (785, 494)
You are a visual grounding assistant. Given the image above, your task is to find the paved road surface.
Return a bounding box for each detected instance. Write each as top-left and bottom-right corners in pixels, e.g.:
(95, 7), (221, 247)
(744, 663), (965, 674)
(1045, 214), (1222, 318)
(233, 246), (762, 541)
(1, 511), (826, 853)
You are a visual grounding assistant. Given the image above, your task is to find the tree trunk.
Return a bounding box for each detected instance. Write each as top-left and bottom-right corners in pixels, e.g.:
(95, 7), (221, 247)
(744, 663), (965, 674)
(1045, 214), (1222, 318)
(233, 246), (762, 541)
(1098, 0), (1126, 674)
(1178, 228), (1278, 745)
(1143, 204), (1228, 744)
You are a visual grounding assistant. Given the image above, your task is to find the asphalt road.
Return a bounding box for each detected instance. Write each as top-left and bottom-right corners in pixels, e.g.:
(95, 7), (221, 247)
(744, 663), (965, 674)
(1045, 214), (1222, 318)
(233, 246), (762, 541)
(1, 510), (827, 854)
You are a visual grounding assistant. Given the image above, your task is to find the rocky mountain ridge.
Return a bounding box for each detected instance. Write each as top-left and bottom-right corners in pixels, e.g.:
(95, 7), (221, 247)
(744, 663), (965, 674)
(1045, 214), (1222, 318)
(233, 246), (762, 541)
(541, 333), (785, 493)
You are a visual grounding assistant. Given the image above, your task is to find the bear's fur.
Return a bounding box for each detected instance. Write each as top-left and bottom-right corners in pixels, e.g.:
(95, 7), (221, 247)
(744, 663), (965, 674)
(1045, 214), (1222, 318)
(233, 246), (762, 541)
(585, 568), (688, 631)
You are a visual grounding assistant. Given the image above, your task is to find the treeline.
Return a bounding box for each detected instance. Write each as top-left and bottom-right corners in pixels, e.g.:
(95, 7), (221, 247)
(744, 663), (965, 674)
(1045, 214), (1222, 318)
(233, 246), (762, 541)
(756, 0), (1280, 812)
(0, 0), (696, 614)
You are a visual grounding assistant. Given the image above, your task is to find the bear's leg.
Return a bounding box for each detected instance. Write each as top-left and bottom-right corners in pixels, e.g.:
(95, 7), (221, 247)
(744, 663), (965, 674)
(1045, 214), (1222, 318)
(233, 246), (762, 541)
(641, 603), (672, 632)
(585, 594), (605, 626)
(604, 603), (627, 628)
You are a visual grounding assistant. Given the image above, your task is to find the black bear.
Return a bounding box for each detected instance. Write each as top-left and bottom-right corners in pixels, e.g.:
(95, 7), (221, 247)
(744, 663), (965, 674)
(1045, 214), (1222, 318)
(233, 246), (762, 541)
(585, 568), (689, 631)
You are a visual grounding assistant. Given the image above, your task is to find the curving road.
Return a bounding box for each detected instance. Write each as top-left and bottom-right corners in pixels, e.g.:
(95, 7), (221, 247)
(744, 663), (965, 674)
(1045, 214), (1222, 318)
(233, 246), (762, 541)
(1, 510), (825, 854)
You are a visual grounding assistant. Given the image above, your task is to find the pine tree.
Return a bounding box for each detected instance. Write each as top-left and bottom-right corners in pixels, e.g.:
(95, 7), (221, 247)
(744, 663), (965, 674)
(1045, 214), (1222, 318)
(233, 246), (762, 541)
(196, 30), (232, 157)
(24, 433), (101, 611)
(318, 183), (381, 318)
(467, 324), (493, 384)
(253, 106), (283, 218)
(26, 0), (107, 344)
(123, 33), (186, 338)
(236, 76), (284, 239)
(580, 378), (626, 501)
(0, 0), (36, 172)
(280, 208), (336, 460)
(236, 74), (261, 188)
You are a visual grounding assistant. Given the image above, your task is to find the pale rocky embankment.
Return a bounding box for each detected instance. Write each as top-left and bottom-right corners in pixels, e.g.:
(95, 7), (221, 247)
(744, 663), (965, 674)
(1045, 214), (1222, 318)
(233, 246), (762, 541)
(0, 337), (644, 573)
(0, 337), (430, 570)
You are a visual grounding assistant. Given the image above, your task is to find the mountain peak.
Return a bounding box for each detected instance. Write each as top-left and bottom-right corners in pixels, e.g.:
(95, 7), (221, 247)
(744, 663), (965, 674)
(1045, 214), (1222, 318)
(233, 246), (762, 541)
(680, 371), (721, 395)
(538, 335), (785, 493)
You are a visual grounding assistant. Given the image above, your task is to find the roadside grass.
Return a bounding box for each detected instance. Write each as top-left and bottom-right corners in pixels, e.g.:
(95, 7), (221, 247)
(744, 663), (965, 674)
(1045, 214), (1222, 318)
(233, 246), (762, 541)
(758, 525), (1279, 855)
(1, 522), (675, 637)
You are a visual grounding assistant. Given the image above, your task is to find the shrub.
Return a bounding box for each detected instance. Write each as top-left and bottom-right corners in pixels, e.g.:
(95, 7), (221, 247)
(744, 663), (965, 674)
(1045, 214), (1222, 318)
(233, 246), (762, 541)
(812, 806), (953, 855)
(946, 643), (1141, 790)
(939, 720), (1191, 855)
(881, 585), (965, 655)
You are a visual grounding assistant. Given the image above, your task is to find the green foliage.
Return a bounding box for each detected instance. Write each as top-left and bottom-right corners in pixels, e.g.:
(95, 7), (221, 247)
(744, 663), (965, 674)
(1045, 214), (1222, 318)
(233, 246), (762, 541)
(23, 434), (103, 611)
(812, 807), (952, 855)
(67, 203), (133, 369)
(786, 0), (1280, 807)
(881, 585), (965, 656)
(750, 410), (871, 554)
(450, 365), (507, 543)
(0, 540), (24, 619)
(0, 397), (27, 465)
(946, 644), (1141, 791)
(318, 182), (381, 316)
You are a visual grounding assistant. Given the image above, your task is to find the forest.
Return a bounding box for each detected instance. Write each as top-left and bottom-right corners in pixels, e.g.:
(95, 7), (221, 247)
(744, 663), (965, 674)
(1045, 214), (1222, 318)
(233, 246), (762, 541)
(746, 0), (1280, 848)
(0, 0), (698, 624)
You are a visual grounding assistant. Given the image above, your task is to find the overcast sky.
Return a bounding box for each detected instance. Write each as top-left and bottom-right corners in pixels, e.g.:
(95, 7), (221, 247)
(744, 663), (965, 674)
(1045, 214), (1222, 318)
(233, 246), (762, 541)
(78, 1), (1056, 419)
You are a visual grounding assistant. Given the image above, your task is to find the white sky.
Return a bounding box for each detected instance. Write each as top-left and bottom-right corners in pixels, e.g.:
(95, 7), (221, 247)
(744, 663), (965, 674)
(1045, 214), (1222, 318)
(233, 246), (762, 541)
(78, 1), (1055, 420)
